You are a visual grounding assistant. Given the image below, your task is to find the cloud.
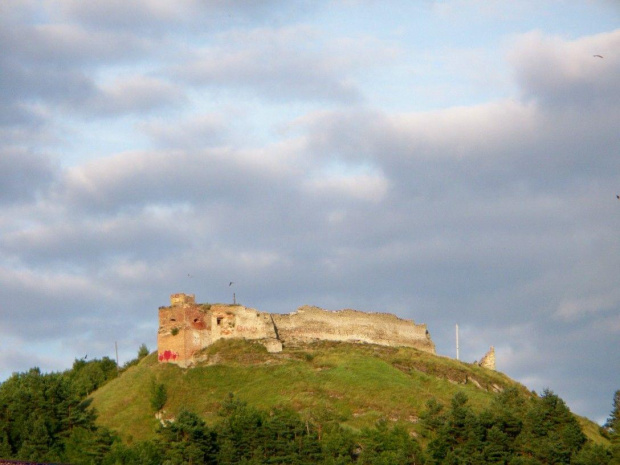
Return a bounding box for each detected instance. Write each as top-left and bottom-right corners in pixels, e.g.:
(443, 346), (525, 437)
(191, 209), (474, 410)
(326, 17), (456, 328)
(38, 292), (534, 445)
(172, 26), (399, 103)
(1, 210), (192, 267)
(510, 29), (620, 109)
(59, 0), (318, 34)
(0, 265), (114, 338)
(59, 0), (194, 33)
(0, 2), (193, 122)
(140, 114), (230, 149)
(2, 22), (150, 67)
(555, 289), (620, 322)
(0, 148), (58, 205)
(303, 170), (389, 203)
(91, 75), (186, 115)
(0, 339), (70, 377)
(299, 94), (620, 191)
(53, 145), (303, 213)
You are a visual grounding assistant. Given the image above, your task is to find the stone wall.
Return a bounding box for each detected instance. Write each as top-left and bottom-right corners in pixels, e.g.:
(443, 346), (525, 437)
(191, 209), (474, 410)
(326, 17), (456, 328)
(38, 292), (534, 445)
(478, 346), (496, 370)
(208, 304), (277, 342)
(158, 294), (435, 367)
(272, 306), (435, 352)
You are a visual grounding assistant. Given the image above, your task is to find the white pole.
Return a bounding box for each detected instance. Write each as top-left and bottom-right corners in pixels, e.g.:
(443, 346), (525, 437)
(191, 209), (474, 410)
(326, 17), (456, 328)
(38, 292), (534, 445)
(456, 324), (460, 360)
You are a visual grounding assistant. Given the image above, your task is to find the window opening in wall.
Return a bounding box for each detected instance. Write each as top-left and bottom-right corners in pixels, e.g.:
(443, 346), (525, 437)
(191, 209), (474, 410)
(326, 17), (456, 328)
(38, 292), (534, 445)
(193, 318), (199, 323)
(170, 318), (176, 322)
(217, 317), (223, 326)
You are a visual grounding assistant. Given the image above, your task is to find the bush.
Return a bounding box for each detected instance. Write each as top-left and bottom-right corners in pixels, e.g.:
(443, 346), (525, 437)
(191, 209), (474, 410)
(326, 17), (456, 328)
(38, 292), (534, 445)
(150, 382), (167, 412)
(138, 344), (149, 359)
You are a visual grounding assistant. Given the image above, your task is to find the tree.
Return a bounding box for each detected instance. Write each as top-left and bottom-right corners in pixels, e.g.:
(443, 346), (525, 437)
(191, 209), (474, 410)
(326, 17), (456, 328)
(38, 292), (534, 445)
(420, 397), (445, 437)
(606, 390), (620, 436)
(62, 426), (116, 465)
(102, 440), (163, 465)
(216, 394), (265, 463)
(158, 410), (217, 465)
(149, 381), (167, 412)
(261, 406), (322, 464)
(17, 417), (54, 462)
(70, 357), (118, 397)
(573, 443), (612, 465)
(423, 392), (486, 464)
(0, 428), (12, 458)
(0, 360), (119, 463)
(517, 389), (586, 464)
(138, 344), (150, 360)
(606, 390), (620, 465)
(320, 424), (359, 464)
(358, 420), (425, 465)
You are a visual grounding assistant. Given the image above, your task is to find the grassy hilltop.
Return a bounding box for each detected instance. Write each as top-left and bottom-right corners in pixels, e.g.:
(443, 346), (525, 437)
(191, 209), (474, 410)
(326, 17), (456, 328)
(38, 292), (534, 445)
(90, 339), (605, 445)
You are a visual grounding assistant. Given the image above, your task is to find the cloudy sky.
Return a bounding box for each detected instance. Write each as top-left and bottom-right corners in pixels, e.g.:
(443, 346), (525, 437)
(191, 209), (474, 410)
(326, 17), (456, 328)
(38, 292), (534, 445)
(1, 0), (619, 423)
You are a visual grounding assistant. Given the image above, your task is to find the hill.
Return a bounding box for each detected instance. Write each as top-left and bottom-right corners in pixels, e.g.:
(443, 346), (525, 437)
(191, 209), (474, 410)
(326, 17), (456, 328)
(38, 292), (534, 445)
(89, 339), (607, 446)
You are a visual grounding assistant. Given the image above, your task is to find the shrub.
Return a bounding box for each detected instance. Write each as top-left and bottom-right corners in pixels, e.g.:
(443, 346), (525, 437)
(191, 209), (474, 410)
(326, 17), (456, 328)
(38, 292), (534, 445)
(150, 382), (167, 412)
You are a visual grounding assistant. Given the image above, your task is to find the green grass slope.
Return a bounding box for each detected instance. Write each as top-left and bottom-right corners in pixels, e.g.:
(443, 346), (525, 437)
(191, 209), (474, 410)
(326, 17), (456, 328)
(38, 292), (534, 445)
(90, 340), (606, 445)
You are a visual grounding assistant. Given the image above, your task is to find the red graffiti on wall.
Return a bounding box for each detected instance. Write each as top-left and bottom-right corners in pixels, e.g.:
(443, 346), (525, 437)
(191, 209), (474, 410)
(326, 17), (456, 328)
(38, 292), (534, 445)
(158, 350), (179, 362)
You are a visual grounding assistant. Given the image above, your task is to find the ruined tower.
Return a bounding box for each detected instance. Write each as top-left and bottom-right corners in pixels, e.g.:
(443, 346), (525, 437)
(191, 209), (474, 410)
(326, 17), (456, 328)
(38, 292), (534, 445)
(478, 346), (496, 370)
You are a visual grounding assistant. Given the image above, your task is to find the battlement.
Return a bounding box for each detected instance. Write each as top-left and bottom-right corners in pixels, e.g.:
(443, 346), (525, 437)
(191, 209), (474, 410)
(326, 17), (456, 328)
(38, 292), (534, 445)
(170, 293), (195, 306)
(157, 293), (435, 367)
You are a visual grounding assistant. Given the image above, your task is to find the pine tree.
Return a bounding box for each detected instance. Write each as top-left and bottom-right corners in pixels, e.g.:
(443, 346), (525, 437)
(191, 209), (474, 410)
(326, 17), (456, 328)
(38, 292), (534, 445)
(573, 443), (612, 465)
(606, 390), (620, 436)
(0, 428), (12, 458)
(17, 417), (54, 462)
(216, 395), (265, 463)
(358, 421), (425, 465)
(517, 389), (586, 464)
(606, 390), (620, 465)
(158, 410), (217, 464)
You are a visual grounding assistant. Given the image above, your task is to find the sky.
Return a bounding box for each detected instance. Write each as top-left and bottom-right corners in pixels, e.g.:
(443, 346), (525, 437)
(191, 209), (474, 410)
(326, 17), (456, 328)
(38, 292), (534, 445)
(1, 0), (619, 424)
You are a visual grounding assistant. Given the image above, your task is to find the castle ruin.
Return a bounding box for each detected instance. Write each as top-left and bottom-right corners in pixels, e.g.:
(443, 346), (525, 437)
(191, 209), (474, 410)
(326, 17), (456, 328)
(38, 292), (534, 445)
(477, 346), (496, 370)
(158, 293), (436, 367)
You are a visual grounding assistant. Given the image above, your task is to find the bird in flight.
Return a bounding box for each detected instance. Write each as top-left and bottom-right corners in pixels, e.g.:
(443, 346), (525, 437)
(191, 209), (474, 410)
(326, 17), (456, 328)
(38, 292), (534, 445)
(229, 281), (234, 286)
(616, 195), (619, 200)
(593, 54), (604, 58)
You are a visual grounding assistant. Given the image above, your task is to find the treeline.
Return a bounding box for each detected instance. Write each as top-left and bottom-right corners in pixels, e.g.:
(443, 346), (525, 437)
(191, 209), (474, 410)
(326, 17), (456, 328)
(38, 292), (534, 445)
(107, 389), (620, 465)
(0, 348), (148, 464)
(0, 353), (619, 465)
(420, 388), (619, 465)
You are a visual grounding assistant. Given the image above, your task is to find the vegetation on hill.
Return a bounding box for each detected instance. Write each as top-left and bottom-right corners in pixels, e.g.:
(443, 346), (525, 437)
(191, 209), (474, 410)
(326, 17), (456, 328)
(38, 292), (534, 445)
(90, 340), (592, 442)
(0, 347), (149, 463)
(0, 340), (618, 464)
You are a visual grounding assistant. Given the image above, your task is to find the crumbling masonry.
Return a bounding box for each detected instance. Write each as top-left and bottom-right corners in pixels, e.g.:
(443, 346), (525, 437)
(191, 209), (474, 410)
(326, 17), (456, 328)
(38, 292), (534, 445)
(158, 293), (436, 367)
(477, 346), (496, 370)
